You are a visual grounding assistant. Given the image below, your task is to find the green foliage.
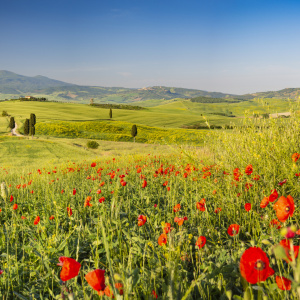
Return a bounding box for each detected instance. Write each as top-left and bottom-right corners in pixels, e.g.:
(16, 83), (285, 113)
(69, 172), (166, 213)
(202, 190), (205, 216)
(9, 116), (15, 129)
(190, 96), (242, 103)
(87, 140), (99, 149)
(90, 103), (144, 110)
(29, 125), (35, 136)
(19, 97), (47, 101)
(109, 108), (112, 119)
(2, 110), (8, 117)
(131, 124), (137, 137)
(24, 119), (30, 135)
(30, 113), (36, 126)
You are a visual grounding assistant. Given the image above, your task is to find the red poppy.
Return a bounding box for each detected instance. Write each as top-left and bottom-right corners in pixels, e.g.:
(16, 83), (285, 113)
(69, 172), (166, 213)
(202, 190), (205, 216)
(158, 233), (167, 246)
(142, 180), (147, 188)
(260, 197), (269, 208)
(269, 189), (278, 202)
(292, 152), (300, 162)
(84, 196), (92, 207)
(152, 290), (158, 299)
(278, 179), (287, 186)
(173, 203), (181, 212)
(91, 162), (96, 168)
(276, 276), (291, 291)
(115, 283), (123, 295)
(270, 219), (281, 229)
(10, 195), (13, 202)
(214, 207), (222, 214)
(85, 269), (106, 292)
(60, 257), (81, 281)
(13, 204), (18, 210)
(73, 188), (76, 196)
(240, 247), (274, 284)
(245, 164), (253, 175)
(227, 224), (240, 236)
(99, 197), (105, 203)
(121, 181), (127, 186)
(49, 215), (55, 220)
(67, 207), (73, 217)
(21, 216), (26, 220)
(34, 216), (40, 225)
(174, 216), (187, 226)
(57, 256), (67, 266)
(167, 187), (170, 191)
(244, 203), (251, 212)
(279, 239), (299, 262)
(137, 215), (147, 226)
(196, 236), (206, 249)
(273, 195), (295, 222)
(163, 222), (172, 234)
(196, 198), (206, 211)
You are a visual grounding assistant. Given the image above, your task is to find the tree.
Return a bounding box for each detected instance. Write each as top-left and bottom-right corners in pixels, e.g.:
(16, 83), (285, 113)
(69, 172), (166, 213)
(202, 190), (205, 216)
(30, 113), (36, 126)
(109, 108), (112, 119)
(29, 125), (35, 137)
(131, 124), (137, 142)
(24, 119), (30, 135)
(9, 117), (15, 129)
(90, 98), (94, 105)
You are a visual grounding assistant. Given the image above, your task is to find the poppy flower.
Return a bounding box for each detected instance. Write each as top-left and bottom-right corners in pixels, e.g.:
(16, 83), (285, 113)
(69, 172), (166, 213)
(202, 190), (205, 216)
(121, 181), (127, 186)
(0, 270), (3, 275)
(85, 269), (106, 292)
(279, 239), (299, 262)
(214, 207), (222, 213)
(173, 203), (181, 212)
(60, 257), (81, 281)
(196, 236), (206, 249)
(158, 233), (167, 246)
(245, 164), (253, 175)
(142, 180), (147, 188)
(91, 162), (96, 168)
(174, 216), (187, 226)
(21, 216), (26, 220)
(84, 196), (92, 207)
(10, 195), (13, 202)
(276, 276), (291, 290)
(103, 286), (114, 298)
(292, 152), (300, 162)
(260, 197), (269, 208)
(269, 189), (278, 202)
(152, 290), (158, 299)
(270, 219), (281, 229)
(13, 204), (18, 210)
(73, 189), (76, 196)
(67, 207), (73, 217)
(196, 198), (205, 211)
(49, 215), (55, 220)
(163, 222), (172, 234)
(154, 204), (157, 208)
(34, 216), (40, 225)
(240, 247), (274, 284)
(278, 179), (287, 186)
(138, 215), (147, 226)
(57, 256), (67, 266)
(227, 224), (240, 236)
(273, 195), (295, 222)
(245, 203), (251, 212)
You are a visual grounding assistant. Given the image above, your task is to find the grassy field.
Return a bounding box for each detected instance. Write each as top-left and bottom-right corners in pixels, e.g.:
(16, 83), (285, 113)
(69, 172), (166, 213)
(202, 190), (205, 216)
(0, 113), (300, 298)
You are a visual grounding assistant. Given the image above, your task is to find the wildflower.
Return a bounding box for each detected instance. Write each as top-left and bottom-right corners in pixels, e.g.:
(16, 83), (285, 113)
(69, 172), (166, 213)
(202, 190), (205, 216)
(253, 174), (260, 181)
(96, 189), (101, 194)
(240, 247), (274, 284)
(73, 188), (76, 196)
(154, 204), (157, 208)
(269, 189), (278, 202)
(152, 290), (158, 298)
(174, 216), (188, 226)
(158, 233), (167, 246)
(13, 204), (18, 210)
(84, 196), (92, 207)
(121, 181), (127, 186)
(167, 187), (170, 191)
(260, 197), (269, 208)
(137, 215), (147, 226)
(244, 203), (251, 212)
(273, 195), (294, 222)
(278, 179), (287, 186)
(245, 164), (253, 175)
(57, 256), (66, 266)
(142, 180), (147, 188)
(270, 219), (281, 229)
(85, 269), (106, 292)
(196, 236), (206, 249)
(67, 207), (73, 217)
(279, 239), (299, 262)
(49, 215), (55, 220)
(276, 276), (291, 291)
(21, 216), (26, 220)
(34, 216), (40, 225)
(173, 203), (181, 212)
(163, 222), (172, 234)
(227, 224), (240, 236)
(10, 195), (13, 202)
(91, 162), (96, 168)
(60, 257), (81, 281)
(214, 207), (222, 213)
(196, 198), (205, 211)
(292, 152), (300, 162)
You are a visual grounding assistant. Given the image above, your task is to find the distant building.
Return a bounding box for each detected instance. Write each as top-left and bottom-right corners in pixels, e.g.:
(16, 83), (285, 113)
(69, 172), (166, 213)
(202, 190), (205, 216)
(25, 96), (35, 99)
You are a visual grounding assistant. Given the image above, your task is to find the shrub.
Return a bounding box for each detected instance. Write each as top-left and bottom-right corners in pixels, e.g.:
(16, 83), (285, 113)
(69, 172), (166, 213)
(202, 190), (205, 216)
(87, 140), (99, 149)
(2, 110), (8, 117)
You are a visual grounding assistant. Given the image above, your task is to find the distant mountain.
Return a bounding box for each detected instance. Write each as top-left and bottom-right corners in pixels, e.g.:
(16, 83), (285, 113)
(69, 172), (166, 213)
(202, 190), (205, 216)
(245, 88), (300, 99)
(0, 70), (74, 94)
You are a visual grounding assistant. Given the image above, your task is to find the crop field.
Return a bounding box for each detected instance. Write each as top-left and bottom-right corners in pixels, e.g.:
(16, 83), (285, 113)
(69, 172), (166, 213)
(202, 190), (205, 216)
(0, 108), (300, 299)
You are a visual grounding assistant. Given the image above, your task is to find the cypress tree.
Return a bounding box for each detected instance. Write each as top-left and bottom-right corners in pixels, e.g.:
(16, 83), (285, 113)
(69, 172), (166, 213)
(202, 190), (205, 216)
(24, 119), (30, 135)
(30, 113), (36, 126)
(9, 117), (15, 129)
(131, 124), (137, 142)
(29, 125), (35, 137)
(109, 108), (112, 119)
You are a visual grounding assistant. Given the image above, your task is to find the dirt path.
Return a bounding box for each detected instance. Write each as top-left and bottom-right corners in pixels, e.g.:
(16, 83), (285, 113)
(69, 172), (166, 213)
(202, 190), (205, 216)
(11, 123), (23, 137)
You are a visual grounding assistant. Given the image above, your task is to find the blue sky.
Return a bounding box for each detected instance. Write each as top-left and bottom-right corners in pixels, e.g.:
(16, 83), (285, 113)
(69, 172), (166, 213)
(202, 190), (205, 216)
(1, 0), (300, 94)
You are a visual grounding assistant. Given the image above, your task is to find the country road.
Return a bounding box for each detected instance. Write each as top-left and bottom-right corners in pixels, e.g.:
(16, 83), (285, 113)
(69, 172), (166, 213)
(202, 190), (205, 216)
(11, 122), (23, 136)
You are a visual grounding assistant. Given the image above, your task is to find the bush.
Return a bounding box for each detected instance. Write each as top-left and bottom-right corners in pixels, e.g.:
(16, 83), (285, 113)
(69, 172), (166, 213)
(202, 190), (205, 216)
(87, 140), (99, 149)
(2, 110), (8, 117)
